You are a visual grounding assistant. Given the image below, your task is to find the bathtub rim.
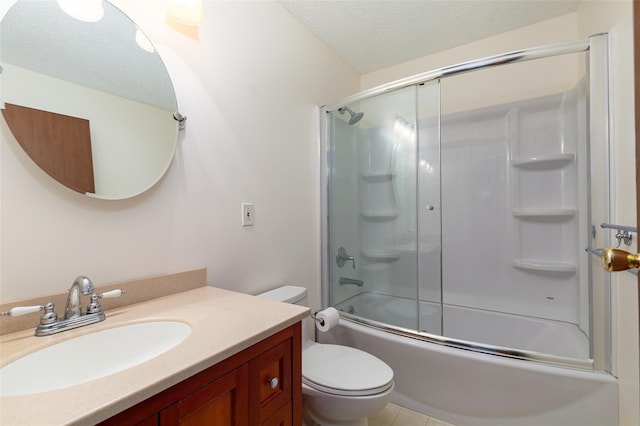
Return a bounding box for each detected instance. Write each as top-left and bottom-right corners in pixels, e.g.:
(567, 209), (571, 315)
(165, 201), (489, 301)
(332, 310), (595, 371)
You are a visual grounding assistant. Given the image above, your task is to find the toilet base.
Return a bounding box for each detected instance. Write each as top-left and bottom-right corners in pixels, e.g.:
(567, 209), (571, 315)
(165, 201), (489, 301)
(301, 382), (393, 426)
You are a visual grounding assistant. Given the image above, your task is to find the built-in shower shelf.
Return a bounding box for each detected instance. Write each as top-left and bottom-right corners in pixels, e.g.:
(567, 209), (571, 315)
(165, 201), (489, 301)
(513, 259), (576, 274)
(361, 172), (395, 182)
(511, 153), (575, 169)
(361, 249), (400, 261)
(394, 242), (440, 253)
(361, 210), (399, 220)
(361, 263), (392, 272)
(512, 208), (576, 219)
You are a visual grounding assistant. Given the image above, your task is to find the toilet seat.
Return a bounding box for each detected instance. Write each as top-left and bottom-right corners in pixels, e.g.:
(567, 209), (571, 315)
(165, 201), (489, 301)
(302, 343), (394, 397)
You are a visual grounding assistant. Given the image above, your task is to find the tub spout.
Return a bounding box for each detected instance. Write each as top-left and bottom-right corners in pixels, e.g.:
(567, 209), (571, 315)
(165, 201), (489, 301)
(339, 277), (364, 287)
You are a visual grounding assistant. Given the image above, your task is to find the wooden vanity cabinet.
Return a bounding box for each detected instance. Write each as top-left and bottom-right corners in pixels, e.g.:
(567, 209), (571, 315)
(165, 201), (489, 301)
(99, 323), (301, 426)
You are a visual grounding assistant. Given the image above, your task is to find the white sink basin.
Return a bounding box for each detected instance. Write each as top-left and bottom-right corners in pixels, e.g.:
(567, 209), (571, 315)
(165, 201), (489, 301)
(0, 321), (191, 396)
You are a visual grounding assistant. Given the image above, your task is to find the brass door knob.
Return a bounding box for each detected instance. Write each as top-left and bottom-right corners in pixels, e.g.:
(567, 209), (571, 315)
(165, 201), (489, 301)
(601, 247), (640, 272)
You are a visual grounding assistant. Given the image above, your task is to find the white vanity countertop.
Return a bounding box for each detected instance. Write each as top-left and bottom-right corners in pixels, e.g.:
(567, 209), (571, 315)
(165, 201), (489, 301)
(0, 286), (309, 425)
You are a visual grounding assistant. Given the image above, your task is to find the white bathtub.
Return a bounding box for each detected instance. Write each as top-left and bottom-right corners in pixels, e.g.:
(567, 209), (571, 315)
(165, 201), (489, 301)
(322, 294), (618, 426)
(335, 292), (589, 359)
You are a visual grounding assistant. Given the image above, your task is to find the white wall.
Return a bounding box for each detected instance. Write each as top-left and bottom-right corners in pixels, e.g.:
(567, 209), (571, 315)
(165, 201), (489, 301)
(0, 0), (359, 319)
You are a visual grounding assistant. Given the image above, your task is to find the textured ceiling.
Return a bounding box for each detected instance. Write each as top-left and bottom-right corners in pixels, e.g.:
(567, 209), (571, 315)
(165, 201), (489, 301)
(1, 0), (176, 111)
(279, 0), (581, 74)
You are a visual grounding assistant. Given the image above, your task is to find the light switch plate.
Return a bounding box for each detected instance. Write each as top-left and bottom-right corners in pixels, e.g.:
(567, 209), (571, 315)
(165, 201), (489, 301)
(241, 203), (254, 226)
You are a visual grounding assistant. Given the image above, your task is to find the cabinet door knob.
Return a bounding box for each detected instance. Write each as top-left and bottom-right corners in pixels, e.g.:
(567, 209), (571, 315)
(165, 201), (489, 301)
(268, 377), (279, 389)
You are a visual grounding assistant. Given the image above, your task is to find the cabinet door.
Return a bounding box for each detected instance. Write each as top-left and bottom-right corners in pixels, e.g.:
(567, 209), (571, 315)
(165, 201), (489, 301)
(160, 365), (249, 426)
(249, 339), (292, 423)
(261, 401), (292, 426)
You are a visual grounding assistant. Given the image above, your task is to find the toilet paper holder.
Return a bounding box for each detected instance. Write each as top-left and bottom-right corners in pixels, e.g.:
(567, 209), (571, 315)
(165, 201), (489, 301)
(312, 307), (341, 331)
(312, 309), (326, 327)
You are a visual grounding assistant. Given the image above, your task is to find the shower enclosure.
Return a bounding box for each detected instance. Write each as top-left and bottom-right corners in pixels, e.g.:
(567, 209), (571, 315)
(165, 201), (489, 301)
(321, 35), (612, 370)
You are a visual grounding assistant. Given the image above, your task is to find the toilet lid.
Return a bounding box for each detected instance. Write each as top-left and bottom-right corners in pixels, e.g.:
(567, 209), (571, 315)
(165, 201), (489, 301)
(302, 344), (394, 396)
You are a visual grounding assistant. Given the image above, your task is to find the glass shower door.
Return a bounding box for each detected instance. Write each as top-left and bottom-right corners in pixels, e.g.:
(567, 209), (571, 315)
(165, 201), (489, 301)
(323, 37), (604, 368)
(327, 83), (441, 333)
(417, 82), (442, 334)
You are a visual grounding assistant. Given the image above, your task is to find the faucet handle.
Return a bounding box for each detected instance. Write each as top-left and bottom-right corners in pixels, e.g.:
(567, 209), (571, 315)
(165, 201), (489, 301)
(2, 302), (58, 325)
(99, 289), (127, 298)
(86, 289), (127, 314)
(1, 305), (45, 316)
(336, 247), (356, 269)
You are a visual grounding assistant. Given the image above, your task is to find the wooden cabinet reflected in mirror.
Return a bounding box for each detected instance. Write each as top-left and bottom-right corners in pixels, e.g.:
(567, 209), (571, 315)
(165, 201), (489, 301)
(3, 103), (95, 194)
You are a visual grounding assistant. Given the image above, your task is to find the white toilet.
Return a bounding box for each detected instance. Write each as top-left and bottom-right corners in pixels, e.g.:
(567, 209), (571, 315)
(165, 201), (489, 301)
(257, 286), (394, 426)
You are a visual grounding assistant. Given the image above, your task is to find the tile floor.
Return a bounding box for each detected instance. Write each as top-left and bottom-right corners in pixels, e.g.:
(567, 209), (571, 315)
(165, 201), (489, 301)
(368, 403), (456, 426)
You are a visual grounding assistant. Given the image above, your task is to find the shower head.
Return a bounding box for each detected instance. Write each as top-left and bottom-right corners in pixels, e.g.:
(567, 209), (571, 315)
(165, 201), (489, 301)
(338, 107), (364, 125)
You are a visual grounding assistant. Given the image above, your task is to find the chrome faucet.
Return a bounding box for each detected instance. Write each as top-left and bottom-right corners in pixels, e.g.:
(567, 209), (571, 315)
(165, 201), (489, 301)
(1, 275), (126, 336)
(64, 275), (95, 320)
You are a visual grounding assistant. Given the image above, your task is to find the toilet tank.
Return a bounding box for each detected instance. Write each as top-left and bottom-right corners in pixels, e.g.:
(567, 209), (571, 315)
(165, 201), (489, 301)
(256, 286), (307, 306)
(257, 286), (312, 345)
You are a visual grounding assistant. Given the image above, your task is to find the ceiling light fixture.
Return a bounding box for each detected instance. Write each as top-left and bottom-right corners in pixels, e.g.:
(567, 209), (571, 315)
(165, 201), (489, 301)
(56, 0), (104, 22)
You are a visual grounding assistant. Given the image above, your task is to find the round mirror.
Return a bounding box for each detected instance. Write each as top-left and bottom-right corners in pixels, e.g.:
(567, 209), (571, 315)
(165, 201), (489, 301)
(1, 0), (180, 200)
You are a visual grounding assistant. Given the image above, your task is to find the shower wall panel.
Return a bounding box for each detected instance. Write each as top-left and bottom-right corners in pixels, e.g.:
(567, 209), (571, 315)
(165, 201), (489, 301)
(438, 107), (511, 314)
(434, 89), (584, 325)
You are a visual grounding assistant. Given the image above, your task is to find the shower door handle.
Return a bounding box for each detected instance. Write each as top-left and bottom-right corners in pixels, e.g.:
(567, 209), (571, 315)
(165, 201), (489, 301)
(336, 247), (356, 269)
(601, 247), (640, 272)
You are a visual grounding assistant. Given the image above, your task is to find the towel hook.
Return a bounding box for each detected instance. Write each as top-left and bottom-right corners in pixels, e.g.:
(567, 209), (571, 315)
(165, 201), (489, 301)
(614, 229), (633, 247)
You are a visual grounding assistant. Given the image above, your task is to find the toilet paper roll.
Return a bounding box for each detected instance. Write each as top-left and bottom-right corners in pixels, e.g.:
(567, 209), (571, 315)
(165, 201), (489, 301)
(315, 307), (339, 332)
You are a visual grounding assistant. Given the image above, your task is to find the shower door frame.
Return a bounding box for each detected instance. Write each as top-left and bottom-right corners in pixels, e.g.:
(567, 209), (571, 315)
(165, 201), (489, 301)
(319, 35), (610, 371)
